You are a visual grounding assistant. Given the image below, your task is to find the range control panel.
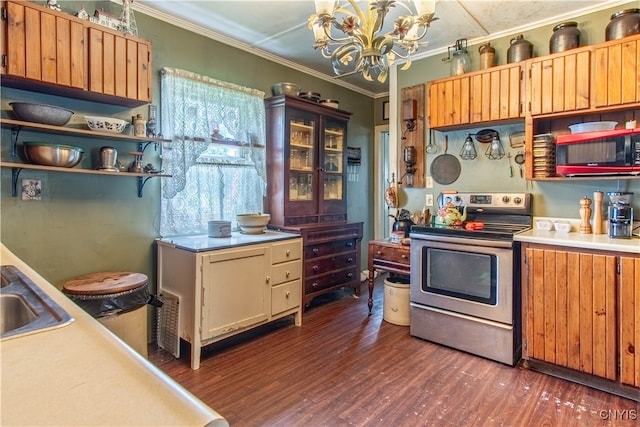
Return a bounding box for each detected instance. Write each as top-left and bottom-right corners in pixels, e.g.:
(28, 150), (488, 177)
(439, 192), (531, 213)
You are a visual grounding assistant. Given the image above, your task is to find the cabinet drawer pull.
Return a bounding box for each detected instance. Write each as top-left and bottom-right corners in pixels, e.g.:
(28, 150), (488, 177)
(312, 265), (319, 272)
(286, 249), (291, 257)
(286, 271), (290, 278)
(312, 282), (319, 288)
(285, 291), (290, 298)
(266, 276), (271, 284)
(376, 250), (383, 255)
(346, 242), (354, 247)
(313, 248), (319, 255)
(401, 254), (407, 259)
(346, 272), (353, 278)
(347, 257), (353, 263)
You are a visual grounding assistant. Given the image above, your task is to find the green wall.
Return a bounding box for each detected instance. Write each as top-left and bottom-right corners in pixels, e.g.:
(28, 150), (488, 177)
(397, 2), (640, 218)
(0, 1), (375, 289)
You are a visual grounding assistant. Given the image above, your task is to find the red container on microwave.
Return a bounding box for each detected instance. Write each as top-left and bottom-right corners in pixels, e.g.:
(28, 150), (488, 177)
(555, 127), (640, 176)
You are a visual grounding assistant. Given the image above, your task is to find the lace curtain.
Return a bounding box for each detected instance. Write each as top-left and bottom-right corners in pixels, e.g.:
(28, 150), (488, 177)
(159, 67), (266, 236)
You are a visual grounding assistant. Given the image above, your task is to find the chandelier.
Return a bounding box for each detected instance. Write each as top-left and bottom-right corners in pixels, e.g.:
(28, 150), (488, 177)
(308, 0), (438, 83)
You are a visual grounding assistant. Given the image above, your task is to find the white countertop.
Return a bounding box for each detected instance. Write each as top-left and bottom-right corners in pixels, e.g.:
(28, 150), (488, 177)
(0, 243), (228, 427)
(156, 230), (300, 252)
(515, 228), (640, 254)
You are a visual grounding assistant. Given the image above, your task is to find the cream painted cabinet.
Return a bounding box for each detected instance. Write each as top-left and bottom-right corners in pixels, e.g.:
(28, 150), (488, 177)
(156, 235), (302, 370)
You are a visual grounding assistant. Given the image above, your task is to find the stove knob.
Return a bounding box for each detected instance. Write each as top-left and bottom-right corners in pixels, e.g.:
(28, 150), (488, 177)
(514, 197), (522, 205)
(502, 195), (511, 204)
(454, 196), (462, 203)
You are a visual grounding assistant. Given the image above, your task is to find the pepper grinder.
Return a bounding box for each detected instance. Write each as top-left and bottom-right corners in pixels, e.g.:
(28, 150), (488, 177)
(593, 191), (604, 234)
(579, 196), (592, 234)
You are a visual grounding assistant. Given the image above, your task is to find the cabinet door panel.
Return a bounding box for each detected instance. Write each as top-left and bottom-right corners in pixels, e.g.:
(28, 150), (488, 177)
(620, 256), (640, 387)
(593, 39), (639, 108)
(201, 246), (269, 340)
(525, 247), (616, 380)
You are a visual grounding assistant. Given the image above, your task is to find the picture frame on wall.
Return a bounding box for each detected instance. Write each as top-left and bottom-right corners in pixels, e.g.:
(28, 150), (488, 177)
(382, 101), (389, 121)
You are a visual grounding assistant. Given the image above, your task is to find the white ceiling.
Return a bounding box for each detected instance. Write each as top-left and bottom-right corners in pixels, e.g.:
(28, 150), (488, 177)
(133, 0), (630, 97)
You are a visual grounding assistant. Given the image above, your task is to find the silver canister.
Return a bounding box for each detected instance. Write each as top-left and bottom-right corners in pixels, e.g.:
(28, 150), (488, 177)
(99, 146), (118, 170)
(550, 22), (580, 54)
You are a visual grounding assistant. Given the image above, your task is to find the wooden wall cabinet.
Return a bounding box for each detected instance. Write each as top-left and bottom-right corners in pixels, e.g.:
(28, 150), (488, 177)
(427, 63), (523, 129)
(1, 0), (151, 106)
(265, 95), (363, 306)
(522, 243), (640, 397)
(527, 48), (591, 116)
(592, 37), (640, 109)
(156, 236), (303, 370)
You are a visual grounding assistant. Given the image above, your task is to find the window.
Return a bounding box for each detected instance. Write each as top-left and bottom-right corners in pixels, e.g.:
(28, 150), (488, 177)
(159, 68), (266, 236)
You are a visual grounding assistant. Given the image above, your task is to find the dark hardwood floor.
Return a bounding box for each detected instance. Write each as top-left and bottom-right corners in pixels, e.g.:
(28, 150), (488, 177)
(149, 274), (639, 427)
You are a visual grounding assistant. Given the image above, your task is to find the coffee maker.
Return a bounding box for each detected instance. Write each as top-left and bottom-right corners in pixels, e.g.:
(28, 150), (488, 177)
(607, 192), (634, 238)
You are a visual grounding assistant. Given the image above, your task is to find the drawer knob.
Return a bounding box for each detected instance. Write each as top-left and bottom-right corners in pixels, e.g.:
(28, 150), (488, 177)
(347, 257), (353, 263)
(286, 291), (290, 298)
(401, 254), (407, 259)
(266, 276), (271, 284)
(313, 248), (319, 254)
(376, 250), (382, 255)
(312, 265), (319, 272)
(346, 242), (354, 247)
(286, 249), (291, 257)
(346, 272), (353, 278)
(312, 282), (319, 288)
(286, 271), (290, 278)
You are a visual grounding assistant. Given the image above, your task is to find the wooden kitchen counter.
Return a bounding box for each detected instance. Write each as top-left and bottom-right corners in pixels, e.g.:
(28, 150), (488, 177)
(367, 239), (411, 314)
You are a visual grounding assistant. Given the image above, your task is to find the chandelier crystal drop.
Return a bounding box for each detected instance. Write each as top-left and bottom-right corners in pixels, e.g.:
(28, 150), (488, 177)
(308, 0), (438, 83)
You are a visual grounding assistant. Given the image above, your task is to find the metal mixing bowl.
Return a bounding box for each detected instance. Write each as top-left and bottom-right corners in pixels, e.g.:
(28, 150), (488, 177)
(271, 82), (300, 97)
(23, 142), (84, 168)
(10, 102), (74, 126)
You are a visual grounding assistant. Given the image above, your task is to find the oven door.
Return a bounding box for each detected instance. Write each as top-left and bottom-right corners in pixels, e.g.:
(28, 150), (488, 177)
(410, 235), (514, 324)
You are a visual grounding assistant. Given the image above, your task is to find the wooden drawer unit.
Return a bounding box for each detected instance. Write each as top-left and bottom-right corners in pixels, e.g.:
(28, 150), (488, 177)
(367, 240), (411, 313)
(282, 222), (363, 306)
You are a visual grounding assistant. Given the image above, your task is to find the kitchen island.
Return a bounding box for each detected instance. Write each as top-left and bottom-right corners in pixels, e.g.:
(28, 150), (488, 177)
(1, 243), (228, 426)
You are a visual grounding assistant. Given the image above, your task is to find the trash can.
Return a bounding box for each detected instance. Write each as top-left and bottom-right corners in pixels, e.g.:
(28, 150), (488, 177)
(63, 272), (151, 358)
(383, 275), (410, 326)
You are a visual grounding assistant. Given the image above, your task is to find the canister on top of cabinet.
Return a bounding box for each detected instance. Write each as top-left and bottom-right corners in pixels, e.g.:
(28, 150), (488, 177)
(507, 34), (533, 63)
(550, 22), (580, 54)
(605, 8), (640, 41)
(478, 42), (495, 70)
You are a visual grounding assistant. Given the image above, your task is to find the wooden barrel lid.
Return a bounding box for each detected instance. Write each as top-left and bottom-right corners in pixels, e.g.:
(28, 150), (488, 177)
(63, 272), (147, 295)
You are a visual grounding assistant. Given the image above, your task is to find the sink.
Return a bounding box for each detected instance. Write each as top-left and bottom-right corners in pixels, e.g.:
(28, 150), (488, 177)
(1, 265), (73, 340)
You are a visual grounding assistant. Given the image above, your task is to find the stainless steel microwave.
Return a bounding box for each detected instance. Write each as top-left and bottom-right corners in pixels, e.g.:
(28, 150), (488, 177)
(555, 128), (640, 176)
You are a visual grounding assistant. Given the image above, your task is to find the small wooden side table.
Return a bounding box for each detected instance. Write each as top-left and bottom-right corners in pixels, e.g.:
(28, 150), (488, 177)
(367, 239), (410, 314)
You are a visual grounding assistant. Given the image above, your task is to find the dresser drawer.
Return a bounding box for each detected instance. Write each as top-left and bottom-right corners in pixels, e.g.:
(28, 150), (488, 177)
(305, 239), (357, 259)
(272, 280), (301, 316)
(272, 260), (302, 286)
(370, 243), (410, 265)
(271, 239), (302, 264)
(305, 266), (359, 294)
(304, 223), (362, 243)
(305, 251), (357, 277)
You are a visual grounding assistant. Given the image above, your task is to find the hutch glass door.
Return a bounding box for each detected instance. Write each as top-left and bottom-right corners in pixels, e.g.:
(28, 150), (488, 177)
(288, 117), (315, 203)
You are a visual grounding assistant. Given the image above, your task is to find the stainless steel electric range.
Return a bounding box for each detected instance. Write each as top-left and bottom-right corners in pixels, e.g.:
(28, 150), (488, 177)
(409, 192), (532, 366)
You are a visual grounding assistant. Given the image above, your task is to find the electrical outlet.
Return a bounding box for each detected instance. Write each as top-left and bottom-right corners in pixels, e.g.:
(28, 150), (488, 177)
(426, 176), (433, 188)
(21, 179), (41, 201)
(425, 193), (434, 207)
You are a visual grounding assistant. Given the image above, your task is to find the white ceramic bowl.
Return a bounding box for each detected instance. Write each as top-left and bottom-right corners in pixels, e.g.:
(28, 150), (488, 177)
(84, 116), (128, 134)
(554, 221), (571, 233)
(208, 220), (231, 238)
(236, 213), (270, 234)
(536, 219), (553, 231)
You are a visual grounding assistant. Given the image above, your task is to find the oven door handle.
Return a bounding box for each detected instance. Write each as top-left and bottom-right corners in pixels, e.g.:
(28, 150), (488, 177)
(409, 233), (513, 249)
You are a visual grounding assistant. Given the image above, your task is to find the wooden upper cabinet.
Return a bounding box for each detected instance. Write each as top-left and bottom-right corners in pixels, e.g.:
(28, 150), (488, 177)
(523, 245), (617, 381)
(592, 36), (640, 109)
(87, 27), (151, 102)
(3, 0), (85, 89)
(428, 63), (522, 129)
(528, 48), (591, 116)
(470, 64), (522, 123)
(1, 0), (151, 106)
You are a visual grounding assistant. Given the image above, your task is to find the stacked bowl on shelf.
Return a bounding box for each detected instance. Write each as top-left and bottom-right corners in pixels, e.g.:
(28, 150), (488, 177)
(532, 133), (556, 178)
